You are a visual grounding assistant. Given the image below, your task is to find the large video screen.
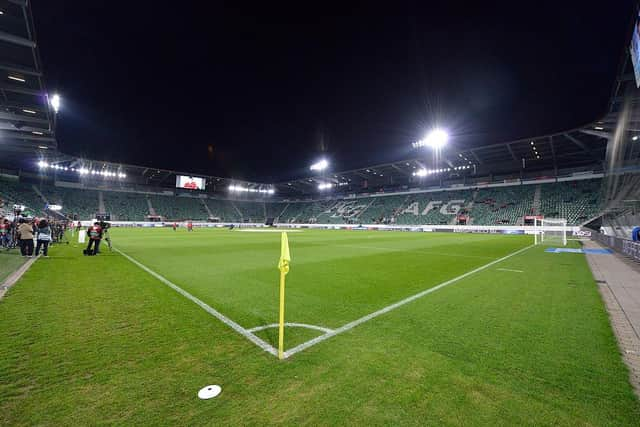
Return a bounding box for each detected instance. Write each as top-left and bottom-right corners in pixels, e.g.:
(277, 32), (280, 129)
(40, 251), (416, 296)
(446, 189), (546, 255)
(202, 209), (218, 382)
(631, 12), (640, 88)
(176, 175), (205, 190)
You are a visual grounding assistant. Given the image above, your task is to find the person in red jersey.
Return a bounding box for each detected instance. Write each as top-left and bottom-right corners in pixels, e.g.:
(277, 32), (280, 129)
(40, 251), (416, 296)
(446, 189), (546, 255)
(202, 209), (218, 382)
(172, 222), (177, 231)
(187, 221), (193, 232)
(85, 222), (103, 255)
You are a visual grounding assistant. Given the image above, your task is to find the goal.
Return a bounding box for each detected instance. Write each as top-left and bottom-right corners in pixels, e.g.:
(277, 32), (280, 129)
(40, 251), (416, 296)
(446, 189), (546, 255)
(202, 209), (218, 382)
(534, 218), (567, 246)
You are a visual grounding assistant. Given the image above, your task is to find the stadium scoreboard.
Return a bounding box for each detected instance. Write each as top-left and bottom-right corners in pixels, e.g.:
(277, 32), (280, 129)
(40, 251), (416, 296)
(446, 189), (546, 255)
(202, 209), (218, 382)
(176, 175), (205, 190)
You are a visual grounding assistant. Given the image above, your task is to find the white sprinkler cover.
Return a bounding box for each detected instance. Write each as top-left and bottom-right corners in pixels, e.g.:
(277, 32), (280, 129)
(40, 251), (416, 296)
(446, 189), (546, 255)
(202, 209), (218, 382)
(198, 385), (222, 400)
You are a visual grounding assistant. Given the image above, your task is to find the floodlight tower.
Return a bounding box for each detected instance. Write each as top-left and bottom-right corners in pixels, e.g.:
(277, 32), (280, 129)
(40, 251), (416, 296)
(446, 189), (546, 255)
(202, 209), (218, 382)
(310, 158), (331, 191)
(412, 128), (450, 184)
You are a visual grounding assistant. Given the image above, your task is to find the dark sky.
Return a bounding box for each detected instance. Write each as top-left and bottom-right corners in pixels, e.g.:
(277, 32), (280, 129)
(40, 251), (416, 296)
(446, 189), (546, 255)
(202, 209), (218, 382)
(34, 1), (636, 183)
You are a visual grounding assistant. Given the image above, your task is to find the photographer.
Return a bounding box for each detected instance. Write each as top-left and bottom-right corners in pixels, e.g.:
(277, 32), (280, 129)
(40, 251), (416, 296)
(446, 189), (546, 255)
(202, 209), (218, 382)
(85, 221), (103, 255)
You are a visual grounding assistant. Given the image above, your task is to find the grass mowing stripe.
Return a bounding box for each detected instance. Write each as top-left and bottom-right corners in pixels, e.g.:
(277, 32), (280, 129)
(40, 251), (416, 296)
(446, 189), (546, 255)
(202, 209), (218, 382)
(284, 243), (535, 358)
(113, 247), (279, 357)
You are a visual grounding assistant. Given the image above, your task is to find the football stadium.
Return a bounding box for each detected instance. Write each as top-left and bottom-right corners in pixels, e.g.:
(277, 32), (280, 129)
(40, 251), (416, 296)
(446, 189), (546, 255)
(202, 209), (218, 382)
(1, 2), (640, 426)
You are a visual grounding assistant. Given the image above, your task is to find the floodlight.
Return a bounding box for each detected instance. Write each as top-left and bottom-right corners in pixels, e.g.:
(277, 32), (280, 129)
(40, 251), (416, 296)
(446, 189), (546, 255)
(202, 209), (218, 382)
(318, 183), (333, 190)
(413, 168), (428, 177)
(310, 159), (329, 171)
(413, 128), (449, 149)
(22, 109), (36, 114)
(633, 136), (639, 141)
(8, 75), (25, 83)
(50, 94), (61, 113)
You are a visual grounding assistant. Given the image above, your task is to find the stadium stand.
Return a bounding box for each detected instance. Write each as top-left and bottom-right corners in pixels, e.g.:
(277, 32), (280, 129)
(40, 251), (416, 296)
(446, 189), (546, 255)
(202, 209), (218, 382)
(0, 178), (44, 214)
(0, 176), (604, 225)
(102, 191), (149, 221)
(234, 200), (265, 222)
(204, 198), (242, 222)
(38, 185), (99, 220)
(265, 202), (289, 221)
(150, 195), (209, 220)
(471, 185), (535, 225)
(538, 179), (602, 225)
(395, 190), (472, 225)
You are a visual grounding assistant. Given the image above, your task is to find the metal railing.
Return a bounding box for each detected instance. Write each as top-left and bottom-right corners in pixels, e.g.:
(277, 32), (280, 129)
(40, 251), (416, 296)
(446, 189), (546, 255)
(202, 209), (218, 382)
(592, 232), (640, 263)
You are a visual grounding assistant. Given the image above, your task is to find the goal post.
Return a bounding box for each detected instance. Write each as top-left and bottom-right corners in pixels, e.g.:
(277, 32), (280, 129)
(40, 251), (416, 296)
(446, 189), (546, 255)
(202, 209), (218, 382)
(534, 217), (567, 246)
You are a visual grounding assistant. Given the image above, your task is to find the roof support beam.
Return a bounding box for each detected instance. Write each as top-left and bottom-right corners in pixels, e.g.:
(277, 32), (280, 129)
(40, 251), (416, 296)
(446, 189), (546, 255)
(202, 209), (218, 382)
(0, 30), (35, 48)
(505, 143), (518, 161)
(0, 111), (49, 124)
(0, 130), (54, 142)
(0, 84), (42, 96)
(564, 133), (603, 165)
(0, 63), (41, 77)
(469, 149), (483, 165)
(579, 129), (612, 140)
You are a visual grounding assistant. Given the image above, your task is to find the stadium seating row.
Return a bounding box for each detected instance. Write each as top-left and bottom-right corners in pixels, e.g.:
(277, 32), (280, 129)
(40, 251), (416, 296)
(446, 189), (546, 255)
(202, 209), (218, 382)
(0, 177), (603, 225)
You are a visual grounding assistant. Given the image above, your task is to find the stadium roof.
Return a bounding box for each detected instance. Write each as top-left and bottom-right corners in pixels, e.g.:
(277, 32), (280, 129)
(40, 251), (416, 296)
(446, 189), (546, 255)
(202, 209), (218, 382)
(0, 1), (638, 198)
(0, 0), (57, 165)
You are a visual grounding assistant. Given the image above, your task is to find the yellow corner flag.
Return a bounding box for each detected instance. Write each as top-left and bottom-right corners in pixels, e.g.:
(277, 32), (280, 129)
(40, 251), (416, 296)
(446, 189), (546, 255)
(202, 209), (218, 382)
(278, 232), (290, 359)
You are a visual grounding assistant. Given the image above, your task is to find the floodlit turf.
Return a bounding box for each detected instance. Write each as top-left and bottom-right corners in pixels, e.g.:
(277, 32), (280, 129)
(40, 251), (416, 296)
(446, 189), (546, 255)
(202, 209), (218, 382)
(0, 229), (638, 425)
(0, 249), (26, 283)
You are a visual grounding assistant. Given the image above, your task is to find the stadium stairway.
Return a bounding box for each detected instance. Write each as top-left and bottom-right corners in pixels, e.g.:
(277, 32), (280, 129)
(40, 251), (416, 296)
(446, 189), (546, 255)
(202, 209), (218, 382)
(147, 196), (157, 216)
(201, 198), (213, 218)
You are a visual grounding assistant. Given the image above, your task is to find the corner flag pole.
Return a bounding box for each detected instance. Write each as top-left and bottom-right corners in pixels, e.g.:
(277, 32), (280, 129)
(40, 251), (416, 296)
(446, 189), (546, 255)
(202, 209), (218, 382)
(277, 232), (291, 360)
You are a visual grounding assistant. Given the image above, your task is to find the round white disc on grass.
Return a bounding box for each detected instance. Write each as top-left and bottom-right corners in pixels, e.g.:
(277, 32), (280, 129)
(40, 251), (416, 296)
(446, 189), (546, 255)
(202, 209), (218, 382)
(198, 385), (222, 400)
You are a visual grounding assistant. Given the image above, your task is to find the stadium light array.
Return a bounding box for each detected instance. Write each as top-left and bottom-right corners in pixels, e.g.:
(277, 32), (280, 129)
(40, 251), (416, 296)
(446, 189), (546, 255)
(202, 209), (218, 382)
(38, 161), (126, 178)
(413, 128), (449, 149)
(310, 159), (329, 171)
(412, 165), (472, 177)
(228, 185), (275, 195)
(633, 135), (639, 141)
(50, 94), (61, 113)
(318, 183), (333, 190)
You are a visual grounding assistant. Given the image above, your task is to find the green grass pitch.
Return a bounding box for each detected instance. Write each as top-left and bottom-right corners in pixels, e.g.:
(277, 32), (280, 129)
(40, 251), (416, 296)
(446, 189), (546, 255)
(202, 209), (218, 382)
(0, 228), (638, 425)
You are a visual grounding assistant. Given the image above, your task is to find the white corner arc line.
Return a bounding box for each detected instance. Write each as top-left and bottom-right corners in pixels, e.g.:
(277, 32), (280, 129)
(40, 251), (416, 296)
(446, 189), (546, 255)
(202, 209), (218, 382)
(114, 248), (279, 357)
(248, 323), (334, 334)
(283, 244), (535, 358)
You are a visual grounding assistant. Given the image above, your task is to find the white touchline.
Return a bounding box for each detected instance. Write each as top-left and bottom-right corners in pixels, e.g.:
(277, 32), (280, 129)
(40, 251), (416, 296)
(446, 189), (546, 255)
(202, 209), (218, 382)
(283, 244), (535, 358)
(496, 268), (524, 273)
(114, 248), (279, 357)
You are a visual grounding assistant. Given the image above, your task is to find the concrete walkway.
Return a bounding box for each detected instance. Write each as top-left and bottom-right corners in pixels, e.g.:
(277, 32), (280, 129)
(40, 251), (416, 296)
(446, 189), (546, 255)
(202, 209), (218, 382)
(584, 240), (640, 397)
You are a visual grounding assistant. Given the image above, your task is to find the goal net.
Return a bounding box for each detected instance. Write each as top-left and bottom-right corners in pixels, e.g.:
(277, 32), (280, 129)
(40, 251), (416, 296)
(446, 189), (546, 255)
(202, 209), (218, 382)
(534, 218), (567, 246)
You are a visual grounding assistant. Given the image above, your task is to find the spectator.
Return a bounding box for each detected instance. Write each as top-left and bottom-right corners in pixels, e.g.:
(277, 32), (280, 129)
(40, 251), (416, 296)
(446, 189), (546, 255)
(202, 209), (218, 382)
(35, 219), (52, 257)
(17, 218), (34, 257)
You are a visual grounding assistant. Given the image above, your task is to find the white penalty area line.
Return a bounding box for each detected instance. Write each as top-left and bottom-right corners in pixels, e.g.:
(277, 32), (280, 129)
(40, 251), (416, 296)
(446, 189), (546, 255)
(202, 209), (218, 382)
(113, 248), (279, 357)
(496, 268), (524, 273)
(283, 244), (535, 358)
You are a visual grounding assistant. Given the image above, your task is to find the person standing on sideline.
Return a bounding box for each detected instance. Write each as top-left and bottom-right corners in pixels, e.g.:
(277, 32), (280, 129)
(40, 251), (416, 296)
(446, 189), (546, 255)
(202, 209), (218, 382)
(172, 222), (177, 231)
(17, 218), (34, 257)
(35, 219), (52, 257)
(187, 221), (193, 232)
(85, 222), (103, 255)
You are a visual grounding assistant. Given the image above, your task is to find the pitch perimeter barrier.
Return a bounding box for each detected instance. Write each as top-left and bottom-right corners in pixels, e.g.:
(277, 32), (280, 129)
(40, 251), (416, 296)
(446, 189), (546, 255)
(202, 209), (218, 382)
(78, 220), (580, 235)
(592, 232), (640, 263)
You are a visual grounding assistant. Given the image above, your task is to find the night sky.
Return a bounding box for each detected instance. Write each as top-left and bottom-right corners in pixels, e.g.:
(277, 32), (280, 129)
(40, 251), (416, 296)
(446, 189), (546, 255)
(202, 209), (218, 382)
(34, 2), (636, 183)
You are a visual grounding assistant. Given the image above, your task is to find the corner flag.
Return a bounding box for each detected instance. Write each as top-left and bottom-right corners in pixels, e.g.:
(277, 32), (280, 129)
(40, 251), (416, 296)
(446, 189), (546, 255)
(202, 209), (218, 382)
(278, 232), (290, 359)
